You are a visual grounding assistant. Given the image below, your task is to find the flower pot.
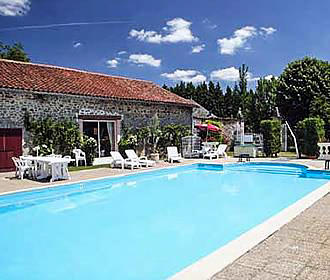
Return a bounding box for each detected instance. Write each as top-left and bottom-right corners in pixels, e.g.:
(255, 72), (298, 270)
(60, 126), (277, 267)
(150, 153), (160, 162)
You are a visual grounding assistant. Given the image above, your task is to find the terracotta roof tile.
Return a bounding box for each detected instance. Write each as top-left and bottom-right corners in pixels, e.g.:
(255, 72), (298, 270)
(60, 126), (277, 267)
(0, 59), (195, 107)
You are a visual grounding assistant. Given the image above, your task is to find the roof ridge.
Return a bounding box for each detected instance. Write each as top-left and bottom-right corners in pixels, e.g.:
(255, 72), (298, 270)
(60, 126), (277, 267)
(0, 58), (154, 84)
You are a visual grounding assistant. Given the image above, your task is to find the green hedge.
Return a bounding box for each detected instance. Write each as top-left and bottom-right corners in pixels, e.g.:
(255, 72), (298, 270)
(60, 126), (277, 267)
(296, 117), (325, 157)
(260, 119), (281, 157)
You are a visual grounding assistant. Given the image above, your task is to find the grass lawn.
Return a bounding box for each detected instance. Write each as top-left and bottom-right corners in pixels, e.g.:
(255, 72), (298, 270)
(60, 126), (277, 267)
(68, 164), (111, 172)
(279, 151), (297, 158)
(226, 150), (297, 158)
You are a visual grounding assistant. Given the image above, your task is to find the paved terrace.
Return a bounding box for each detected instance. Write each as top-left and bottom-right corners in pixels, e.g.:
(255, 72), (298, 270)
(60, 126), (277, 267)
(0, 157), (329, 280)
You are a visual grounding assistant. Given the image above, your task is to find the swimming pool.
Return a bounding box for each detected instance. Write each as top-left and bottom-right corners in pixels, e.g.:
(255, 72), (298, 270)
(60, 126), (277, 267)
(0, 163), (329, 280)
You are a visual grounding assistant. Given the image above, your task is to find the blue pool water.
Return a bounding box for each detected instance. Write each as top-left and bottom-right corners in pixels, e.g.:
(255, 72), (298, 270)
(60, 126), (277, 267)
(0, 163), (329, 280)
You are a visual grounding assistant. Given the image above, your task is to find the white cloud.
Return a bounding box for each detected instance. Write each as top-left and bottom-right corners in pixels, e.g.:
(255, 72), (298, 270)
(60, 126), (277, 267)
(117, 51), (127, 55)
(129, 17), (198, 44)
(210, 67), (239, 81)
(217, 25), (276, 55)
(264, 74), (278, 80)
(161, 69), (206, 84)
(260, 27), (277, 35)
(191, 44), (205, 53)
(217, 26), (257, 55)
(106, 59), (119, 68)
(73, 42), (82, 48)
(128, 54), (161, 67)
(0, 0), (30, 16)
(210, 67), (258, 82)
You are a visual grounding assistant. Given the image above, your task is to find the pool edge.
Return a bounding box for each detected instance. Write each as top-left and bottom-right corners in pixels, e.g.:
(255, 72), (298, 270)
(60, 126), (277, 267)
(0, 162), (197, 197)
(169, 181), (330, 280)
(0, 161), (318, 197)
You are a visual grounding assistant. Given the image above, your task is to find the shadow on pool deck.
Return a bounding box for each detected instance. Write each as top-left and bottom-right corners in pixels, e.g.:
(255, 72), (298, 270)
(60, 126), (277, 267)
(0, 157), (329, 280)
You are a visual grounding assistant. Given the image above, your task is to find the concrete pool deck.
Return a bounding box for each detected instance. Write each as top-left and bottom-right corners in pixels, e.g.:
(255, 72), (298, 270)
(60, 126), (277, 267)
(0, 157), (329, 279)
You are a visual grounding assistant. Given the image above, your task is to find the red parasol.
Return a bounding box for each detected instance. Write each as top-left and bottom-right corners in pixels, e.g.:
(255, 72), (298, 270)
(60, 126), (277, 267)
(195, 123), (220, 132)
(195, 123), (221, 143)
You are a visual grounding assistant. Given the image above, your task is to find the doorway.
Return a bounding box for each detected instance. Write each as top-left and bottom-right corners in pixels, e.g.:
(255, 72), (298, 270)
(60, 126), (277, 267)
(0, 128), (22, 172)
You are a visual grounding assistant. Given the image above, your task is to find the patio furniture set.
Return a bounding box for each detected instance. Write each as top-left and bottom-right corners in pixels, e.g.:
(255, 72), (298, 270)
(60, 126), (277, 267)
(12, 155), (73, 182)
(11, 148), (86, 182)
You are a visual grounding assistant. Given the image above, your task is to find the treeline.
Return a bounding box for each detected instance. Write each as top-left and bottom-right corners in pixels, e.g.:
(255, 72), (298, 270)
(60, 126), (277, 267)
(164, 58), (330, 140)
(163, 64), (278, 133)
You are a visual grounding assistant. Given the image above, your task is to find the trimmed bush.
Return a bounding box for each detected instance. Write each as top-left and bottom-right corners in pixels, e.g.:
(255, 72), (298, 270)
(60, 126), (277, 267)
(260, 119), (281, 157)
(296, 117), (325, 157)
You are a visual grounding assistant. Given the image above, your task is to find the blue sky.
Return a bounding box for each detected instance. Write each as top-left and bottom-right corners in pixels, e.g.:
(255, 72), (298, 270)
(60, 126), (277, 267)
(1, 0), (330, 87)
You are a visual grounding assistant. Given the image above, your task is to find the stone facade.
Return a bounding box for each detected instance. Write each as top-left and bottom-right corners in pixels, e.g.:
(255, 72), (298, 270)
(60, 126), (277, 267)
(0, 88), (192, 127)
(0, 88), (193, 153)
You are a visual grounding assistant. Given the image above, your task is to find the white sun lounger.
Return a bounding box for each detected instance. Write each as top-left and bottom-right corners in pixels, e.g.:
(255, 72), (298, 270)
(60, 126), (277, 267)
(110, 151), (141, 170)
(203, 144), (228, 159)
(167, 146), (183, 163)
(125, 150), (156, 167)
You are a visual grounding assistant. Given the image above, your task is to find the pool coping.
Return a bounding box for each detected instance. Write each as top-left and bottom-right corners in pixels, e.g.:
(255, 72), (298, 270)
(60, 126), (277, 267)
(1, 161), (329, 280)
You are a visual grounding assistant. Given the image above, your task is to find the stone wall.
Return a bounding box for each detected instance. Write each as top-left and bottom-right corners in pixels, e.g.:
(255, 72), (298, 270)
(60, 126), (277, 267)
(0, 88), (192, 128)
(0, 88), (193, 153)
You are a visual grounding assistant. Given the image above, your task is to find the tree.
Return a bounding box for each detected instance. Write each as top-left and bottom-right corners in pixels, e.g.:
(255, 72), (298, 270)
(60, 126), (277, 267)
(245, 77), (278, 132)
(239, 64), (249, 97)
(214, 82), (224, 117)
(0, 42), (30, 62)
(186, 82), (195, 100)
(232, 84), (241, 118)
(276, 57), (330, 126)
(309, 95), (330, 139)
(223, 86), (234, 117)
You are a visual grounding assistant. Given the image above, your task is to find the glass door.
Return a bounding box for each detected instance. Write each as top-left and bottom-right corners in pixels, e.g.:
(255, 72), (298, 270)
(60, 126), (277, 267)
(99, 122), (115, 157)
(82, 121), (99, 157)
(82, 121), (116, 158)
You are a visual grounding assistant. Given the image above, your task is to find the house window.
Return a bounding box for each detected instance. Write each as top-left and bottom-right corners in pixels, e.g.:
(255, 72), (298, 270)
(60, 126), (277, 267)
(82, 120), (116, 158)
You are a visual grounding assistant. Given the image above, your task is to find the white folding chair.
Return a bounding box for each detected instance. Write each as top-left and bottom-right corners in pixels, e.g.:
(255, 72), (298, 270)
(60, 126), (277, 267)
(110, 151), (141, 170)
(125, 150), (155, 167)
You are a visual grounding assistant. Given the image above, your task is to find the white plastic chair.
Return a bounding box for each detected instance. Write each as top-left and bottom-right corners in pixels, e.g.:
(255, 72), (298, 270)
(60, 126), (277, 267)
(125, 150), (155, 167)
(167, 146), (183, 163)
(110, 151), (141, 170)
(203, 144), (228, 159)
(72, 149), (86, 166)
(12, 157), (32, 179)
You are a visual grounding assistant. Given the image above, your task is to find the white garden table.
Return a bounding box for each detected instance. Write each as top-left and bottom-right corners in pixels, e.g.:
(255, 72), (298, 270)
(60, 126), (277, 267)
(21, 156), (72, 182)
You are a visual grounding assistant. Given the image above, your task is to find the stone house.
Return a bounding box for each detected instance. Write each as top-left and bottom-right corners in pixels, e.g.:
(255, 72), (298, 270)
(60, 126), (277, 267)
(0, 59), (194, 169)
